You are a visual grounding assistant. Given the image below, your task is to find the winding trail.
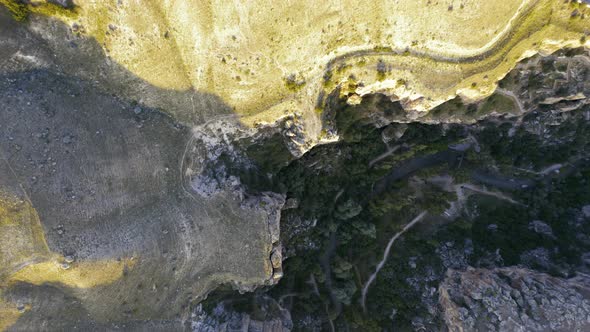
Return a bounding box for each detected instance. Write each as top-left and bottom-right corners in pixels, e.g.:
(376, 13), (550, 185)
(319, 231), (340, 322)
(360, 211), (427, 312)
(455, 183), (525, 207)
(496, 88), (526, 114)
(369, 145), (401, 168)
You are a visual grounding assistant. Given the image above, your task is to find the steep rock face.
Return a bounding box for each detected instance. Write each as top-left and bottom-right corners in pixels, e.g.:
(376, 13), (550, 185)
(439, 267), (590, 332)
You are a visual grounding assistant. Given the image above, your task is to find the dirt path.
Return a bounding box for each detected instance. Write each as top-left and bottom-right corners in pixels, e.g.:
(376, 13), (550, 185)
(361, 211), (427, 312)
(496, 88), (526, 114)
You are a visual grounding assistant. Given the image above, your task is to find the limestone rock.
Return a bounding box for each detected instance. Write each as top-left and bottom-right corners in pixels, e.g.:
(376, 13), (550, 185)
(439, 267), (590, 332)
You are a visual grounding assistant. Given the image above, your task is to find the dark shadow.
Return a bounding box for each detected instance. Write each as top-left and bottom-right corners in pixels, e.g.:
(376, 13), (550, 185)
(0, 7), (271, 330)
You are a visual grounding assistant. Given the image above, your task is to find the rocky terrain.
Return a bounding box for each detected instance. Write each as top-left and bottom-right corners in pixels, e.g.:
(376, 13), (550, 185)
(440, 267), (590, 332)
(0, 0), (589, 331)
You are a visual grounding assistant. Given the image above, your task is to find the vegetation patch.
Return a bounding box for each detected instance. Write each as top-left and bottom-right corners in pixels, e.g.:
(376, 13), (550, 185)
(0, 0), (77, 22)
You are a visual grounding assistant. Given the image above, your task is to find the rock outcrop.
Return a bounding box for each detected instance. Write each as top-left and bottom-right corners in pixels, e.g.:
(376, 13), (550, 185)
(439, 267), (590, 332)
(190, 301), (292, 332)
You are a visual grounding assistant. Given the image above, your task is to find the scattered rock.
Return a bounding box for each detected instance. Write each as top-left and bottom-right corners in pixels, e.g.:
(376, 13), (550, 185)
(519, 247), (552, 270)
(436, 240), (472, 270)
(528, 220), (555, 238)
(408, 257), (417, 269)
(572, 9), (581, 18)
(283, 198), (299, 210)
(61, 134), (73, 144)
